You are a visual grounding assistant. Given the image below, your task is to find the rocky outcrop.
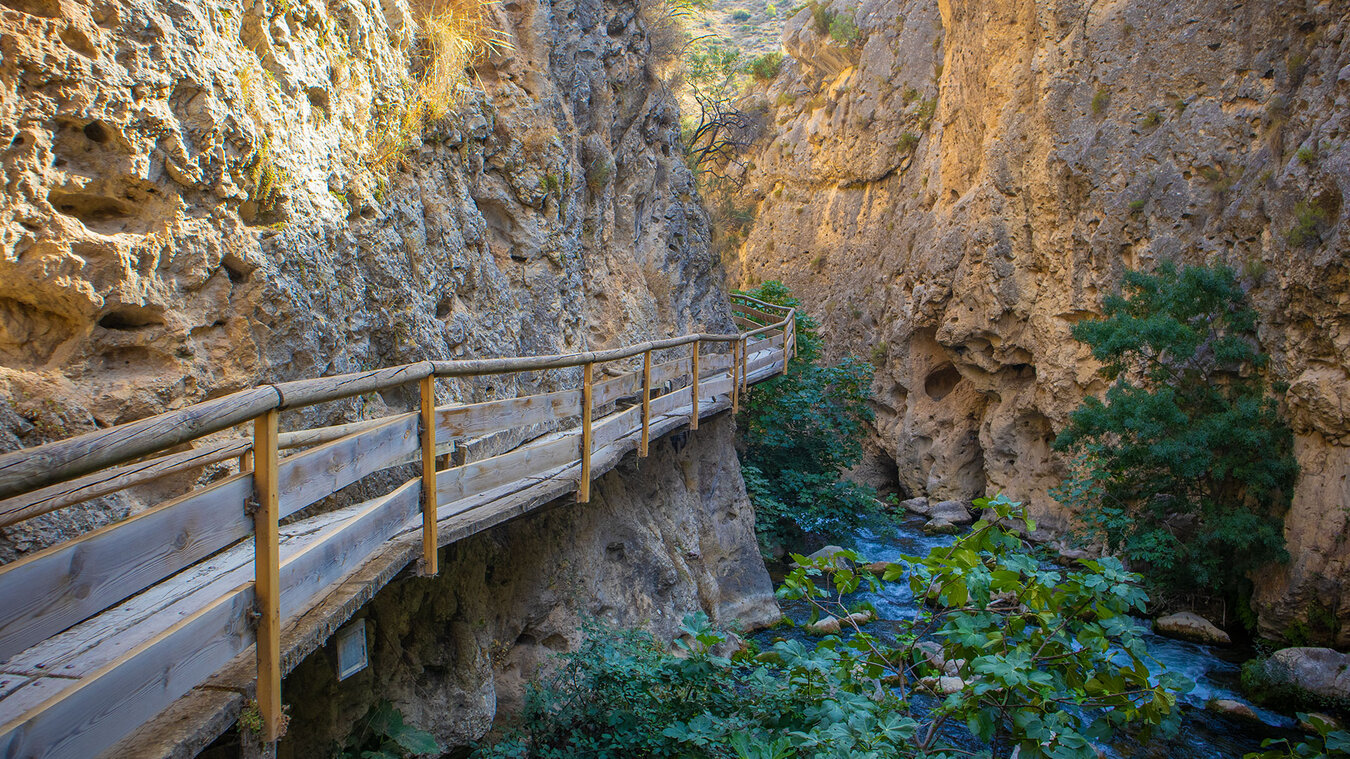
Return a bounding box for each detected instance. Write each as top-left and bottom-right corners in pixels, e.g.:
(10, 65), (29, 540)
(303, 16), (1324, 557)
(0, 0), (724, 560)
(729, 0), (1350, 643)
(276, 415), (778, 753)
(1155, 612), (1232, 647)
(1261, 647), (1350, 707)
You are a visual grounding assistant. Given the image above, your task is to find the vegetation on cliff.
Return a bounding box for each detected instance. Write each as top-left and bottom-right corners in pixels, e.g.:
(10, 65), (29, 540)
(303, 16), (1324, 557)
(733, 282), (879, 552)
(1052, 263), (1298, 602)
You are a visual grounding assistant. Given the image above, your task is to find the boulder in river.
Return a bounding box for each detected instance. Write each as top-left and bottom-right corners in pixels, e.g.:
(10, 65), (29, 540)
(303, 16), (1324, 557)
(1206, 698), (1260, 722)
(922, 518), (961, 535)
(898, 497), (930, 515)
(1262, 647), (1350, 705)
(1154, 612), (1232, 645)
(795, 545), (851, 571)
(805, 616), (842, 635)
(928, 500), (974, 524)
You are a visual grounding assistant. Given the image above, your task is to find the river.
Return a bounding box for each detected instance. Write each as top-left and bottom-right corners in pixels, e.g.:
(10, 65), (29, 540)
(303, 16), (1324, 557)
(758, 513), (1305, 758)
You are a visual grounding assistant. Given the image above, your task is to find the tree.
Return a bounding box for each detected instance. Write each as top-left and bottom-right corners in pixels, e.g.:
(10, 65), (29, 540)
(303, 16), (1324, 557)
(1052, 262), (1298, 598)
(734, 282), (878, 552)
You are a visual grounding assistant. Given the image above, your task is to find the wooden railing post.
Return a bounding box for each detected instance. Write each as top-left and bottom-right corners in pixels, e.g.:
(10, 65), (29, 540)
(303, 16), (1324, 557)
(640, 351), (652, 457)
(578, 362), (593, 502)
(251, 409), (282, 744)
(780, 317), (791, 377)
(740, 336), (748, 398)
(731, 340), (741, 414)
(690, 341), (700, 431)
(418, 376), (438, 576)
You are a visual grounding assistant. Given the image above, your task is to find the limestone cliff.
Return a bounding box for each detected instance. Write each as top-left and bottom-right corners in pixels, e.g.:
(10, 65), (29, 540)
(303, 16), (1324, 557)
(0, 0), (725, 555)
(730, 0), (1349, 643)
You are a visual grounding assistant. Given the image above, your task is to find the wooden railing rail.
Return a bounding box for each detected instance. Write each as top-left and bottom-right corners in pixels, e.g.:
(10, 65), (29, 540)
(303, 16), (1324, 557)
(0, 294), (796, 757)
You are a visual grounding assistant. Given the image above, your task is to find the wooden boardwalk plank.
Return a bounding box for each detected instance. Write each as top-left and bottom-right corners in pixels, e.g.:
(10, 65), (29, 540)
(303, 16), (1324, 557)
(0, 474), (254, 663)
(278, 412), (419, 519)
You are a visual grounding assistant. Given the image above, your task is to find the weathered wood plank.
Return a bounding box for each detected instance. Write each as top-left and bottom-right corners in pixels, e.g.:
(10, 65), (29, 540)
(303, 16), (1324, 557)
(0, 387), (280, 503)
(419, 378), (438, 575)
(435, 433), (578, 505)
(577, 363), (594, 504)
(434, 390), (580, 445)
(640, 351), (652, 457)
(594, 371), (641, 407)
(278, 412), (419, 519)
(0, 473), (254, 662)
(253, 410), (281, 743)
(730, 303), (780, 324)
(0, 439), (252, 530)
(279, 479), (421, 620)
(273, 362), (434, 411)
(0, 585), (255, 759)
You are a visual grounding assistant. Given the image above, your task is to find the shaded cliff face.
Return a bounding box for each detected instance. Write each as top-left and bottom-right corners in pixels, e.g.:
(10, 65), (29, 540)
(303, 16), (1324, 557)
(731, 0), (1350, 642)
(0, 0), (725, 556)
(273, 416), (777, 754)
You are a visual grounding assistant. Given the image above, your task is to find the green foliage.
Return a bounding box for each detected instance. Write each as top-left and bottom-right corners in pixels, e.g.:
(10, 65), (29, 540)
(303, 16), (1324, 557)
(828, 12), (861, 46)
(1246, 713), (1350, 759)
(730, 8), (751, 21)
(479, 496), (1189, 759)
(1091, 88), (1110, 116)
(735, 282), (877, 551)
(338, 700), (440, 759)
(1053, 262), (1297, 597)
(746, 52), (783, 81)
(916, 97), (937, 130)
(1288, 200), (1328, 247)
(1128, 198), (1146, 214)
(1296, 146), (1317, 167)
(809, 1), (833, 35)
(895, 131), (919, 154)
(585, 155), (615, 194)
(1142, 110), (1162, 127)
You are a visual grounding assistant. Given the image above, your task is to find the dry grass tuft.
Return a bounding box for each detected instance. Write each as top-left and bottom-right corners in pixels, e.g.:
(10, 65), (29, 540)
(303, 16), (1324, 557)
(366, 0), (511, 175)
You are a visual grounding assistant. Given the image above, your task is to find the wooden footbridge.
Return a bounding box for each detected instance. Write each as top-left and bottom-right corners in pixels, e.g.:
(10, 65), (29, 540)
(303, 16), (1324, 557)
(0, 294), (795, 759)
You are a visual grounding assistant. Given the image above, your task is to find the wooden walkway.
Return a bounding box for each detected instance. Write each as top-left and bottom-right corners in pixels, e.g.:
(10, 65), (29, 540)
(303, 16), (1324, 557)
(0, 295), (795, 759)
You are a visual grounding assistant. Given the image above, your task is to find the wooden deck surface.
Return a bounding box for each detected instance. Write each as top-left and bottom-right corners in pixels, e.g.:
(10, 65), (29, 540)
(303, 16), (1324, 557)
(0, 325), (788, 759)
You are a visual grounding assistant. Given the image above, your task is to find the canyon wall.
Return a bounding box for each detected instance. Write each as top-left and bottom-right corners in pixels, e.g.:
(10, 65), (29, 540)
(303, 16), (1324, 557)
(0, 0), (780, 748)
(731, 0), (1349, 643)
(0, 0), (725, 553)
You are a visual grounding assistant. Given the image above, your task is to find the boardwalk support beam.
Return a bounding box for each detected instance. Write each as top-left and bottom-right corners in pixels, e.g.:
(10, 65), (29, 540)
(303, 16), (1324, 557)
(640, 351), (651, 457)
(578, 362), (593, 502)
(690, 341), (700, 431)
(252, 409), (282, 744)
(419, 376), (438, 575)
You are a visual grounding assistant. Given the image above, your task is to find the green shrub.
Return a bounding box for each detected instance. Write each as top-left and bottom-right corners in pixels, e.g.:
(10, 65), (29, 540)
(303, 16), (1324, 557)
(730, 8), (751, 21)
(828, 12), (861, 46)
(916, 97), (937, 130)
(338, 701), (439, 759)
(1053, 262), (1298, 598)
(585, 155), (615, 194)
(1128, 198), (1146, 214)
(1297, 145), (1317, 166)
(1246, 713), (1350, 759)
(1142, 110), (1162, 127)
(1288, 201), (1328, 247)
(895, 131), (919, 153)
(478, 496), (1190, 759)
(901, 85), (919, 103)
(809, 1), (832, 34)
(747, 51), (783, 80)
(1091, 87), (1110, 116)
(735, 282), (877, 551)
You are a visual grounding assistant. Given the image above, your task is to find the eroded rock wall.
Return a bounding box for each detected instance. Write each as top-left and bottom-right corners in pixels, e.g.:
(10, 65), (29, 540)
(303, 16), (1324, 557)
(0, 0), (725, 557)
(273, 415), (776, 754)
(731, 0), (1350, 643)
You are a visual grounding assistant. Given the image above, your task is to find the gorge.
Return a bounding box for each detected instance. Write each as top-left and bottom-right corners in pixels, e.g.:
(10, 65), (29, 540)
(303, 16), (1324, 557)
(0, 0), (1347, 755)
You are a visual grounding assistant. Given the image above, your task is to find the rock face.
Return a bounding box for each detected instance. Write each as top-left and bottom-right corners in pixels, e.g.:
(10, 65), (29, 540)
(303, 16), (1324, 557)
(1154, 612), (1232, 646)
(278, 416), (779, 752)
(730, 0), (1350, 643)
(0, 0), (723, 559)
(0, 0), (780, 749)
(1261, 647), (1350, 706)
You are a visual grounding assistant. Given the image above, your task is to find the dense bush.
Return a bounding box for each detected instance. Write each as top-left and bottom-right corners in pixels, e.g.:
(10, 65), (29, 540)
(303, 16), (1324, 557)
(734, 282), (879, 551)
(1053, 262), (1297, 598)
(746, 51), (783, 81)
(475, 496), (1190, 759)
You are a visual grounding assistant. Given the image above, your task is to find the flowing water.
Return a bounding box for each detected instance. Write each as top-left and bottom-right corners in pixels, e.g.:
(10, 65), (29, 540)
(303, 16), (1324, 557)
(757, 514), (1305, 758)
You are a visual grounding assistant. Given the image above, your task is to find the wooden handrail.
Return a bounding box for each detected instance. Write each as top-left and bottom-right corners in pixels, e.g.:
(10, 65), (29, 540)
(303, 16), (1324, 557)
(0, 294), (797, 758)
(0, 301), (793, 504)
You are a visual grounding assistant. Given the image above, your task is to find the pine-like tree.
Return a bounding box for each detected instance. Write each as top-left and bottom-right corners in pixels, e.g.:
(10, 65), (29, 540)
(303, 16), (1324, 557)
(1053, 262), (1298, 597)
